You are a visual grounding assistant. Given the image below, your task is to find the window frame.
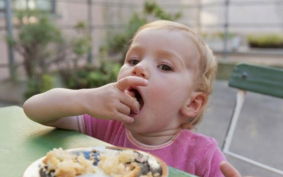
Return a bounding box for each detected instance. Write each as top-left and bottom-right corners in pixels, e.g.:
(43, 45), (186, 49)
(0, 0), (56, 14)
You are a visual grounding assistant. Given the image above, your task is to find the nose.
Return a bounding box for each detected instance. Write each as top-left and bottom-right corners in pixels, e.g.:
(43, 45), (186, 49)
(131, 64), (148, 79)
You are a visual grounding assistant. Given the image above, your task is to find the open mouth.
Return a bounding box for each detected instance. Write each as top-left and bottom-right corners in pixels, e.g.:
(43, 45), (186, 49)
(128, 88), (144, 111)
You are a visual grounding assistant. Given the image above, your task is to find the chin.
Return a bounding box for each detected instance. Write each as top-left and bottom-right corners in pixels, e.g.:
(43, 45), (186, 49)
(124, 121), (146, 133)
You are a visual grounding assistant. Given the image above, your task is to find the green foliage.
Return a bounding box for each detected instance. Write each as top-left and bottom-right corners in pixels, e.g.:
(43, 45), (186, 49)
(218, 32), (236, 39)
(5, 9), (64, 98)
(61, 62), (121, 89)
(6, 10), (93, 98)
(16, 10), (62, 47)
(201, 32), (236, 40)
(102, 1), (182, 63)
(106, 13), (146, 59)
(87, 62), (121, 88)
(248, 34), (283, 48)
(24, 74), (54, 99)
(7, 9), (63, 78)
(56, 21), (97, 89)
(143, 1), (182, 21)
(106, 33), (128, 55)
(72, 22), (92, 57)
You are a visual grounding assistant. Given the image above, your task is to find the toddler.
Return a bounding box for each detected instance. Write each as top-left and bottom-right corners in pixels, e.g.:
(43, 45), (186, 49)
(24, 20), (226, 177)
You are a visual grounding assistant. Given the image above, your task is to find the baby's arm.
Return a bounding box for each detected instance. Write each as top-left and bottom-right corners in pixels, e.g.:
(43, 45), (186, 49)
(220, 161), (242, 177)
(23, 88), (86, 131)
(23, 76), (148, 130)
(23, 88), (84, 124)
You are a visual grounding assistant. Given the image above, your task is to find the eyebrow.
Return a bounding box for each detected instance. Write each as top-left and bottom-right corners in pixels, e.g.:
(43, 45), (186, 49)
(129, 45), (185, 67)
(156, 49), (185, 67)
(128, 45), (145, 54)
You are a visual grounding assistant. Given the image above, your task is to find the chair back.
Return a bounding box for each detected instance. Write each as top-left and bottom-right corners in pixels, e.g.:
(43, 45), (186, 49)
(229, 63), (283, 98)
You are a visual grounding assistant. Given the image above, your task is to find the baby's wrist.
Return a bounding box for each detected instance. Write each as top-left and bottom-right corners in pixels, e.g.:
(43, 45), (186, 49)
(72, 89), (90, 115)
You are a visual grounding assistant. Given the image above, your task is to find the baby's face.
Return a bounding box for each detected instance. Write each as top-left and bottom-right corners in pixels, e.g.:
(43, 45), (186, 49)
(118, 28), (201, 134)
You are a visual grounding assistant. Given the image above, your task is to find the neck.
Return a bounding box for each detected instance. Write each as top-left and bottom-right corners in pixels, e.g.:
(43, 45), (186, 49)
(130, 128), (181, 146)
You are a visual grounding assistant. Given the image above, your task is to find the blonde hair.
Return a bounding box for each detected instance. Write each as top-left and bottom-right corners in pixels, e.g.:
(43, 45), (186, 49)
(132, 20), (218, 129)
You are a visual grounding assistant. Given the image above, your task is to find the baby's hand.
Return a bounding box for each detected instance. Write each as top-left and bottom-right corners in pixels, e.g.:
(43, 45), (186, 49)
(82, 76), (148, 124)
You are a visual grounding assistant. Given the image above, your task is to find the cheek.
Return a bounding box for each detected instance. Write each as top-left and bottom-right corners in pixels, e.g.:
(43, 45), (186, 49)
(151, 80), (190, 106)
(150, 83), (184, 105)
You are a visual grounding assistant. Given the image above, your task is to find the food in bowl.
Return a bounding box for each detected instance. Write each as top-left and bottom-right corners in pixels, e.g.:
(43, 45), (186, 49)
(23, 146), (168, 177)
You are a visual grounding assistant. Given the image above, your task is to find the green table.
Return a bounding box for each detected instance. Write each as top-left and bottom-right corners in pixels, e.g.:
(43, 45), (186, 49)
(0, 106), (196, 177)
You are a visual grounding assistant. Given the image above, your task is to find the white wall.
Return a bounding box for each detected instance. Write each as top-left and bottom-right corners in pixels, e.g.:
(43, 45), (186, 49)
(201, 0), (283, 34)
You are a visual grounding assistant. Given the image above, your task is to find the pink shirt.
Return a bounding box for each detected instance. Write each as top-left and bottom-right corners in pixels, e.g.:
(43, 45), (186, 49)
(82, 115), (226, 177)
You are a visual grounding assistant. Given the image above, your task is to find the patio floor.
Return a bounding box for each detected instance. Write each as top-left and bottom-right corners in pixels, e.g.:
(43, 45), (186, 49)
(199, 80), (283, 177)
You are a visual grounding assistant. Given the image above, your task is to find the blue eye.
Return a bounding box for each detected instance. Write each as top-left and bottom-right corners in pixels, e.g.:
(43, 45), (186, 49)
(158, 64), (173, 71)
(128, 59), (139, 65)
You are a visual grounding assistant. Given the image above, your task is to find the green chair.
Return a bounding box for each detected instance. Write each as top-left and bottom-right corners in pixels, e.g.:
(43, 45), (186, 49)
(222, 63), (283, 175)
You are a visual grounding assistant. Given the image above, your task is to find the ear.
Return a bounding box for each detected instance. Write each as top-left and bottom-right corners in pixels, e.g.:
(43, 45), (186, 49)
(181, 92), (207, 118)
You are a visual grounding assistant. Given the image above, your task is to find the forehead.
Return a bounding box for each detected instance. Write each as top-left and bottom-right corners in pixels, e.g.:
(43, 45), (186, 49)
(131, 28), (201, 68)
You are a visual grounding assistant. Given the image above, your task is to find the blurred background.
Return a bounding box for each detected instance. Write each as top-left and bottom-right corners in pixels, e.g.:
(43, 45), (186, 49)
(0, 0), (283, 176)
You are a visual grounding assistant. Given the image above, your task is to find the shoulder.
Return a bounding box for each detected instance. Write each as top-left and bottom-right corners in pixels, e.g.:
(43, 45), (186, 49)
(174, 130), (223, 163)
(184, 130), (223, 160)
(168, 130), (225, 176)
(178, 129), (219, 148)
(179, 130), (226, 176)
